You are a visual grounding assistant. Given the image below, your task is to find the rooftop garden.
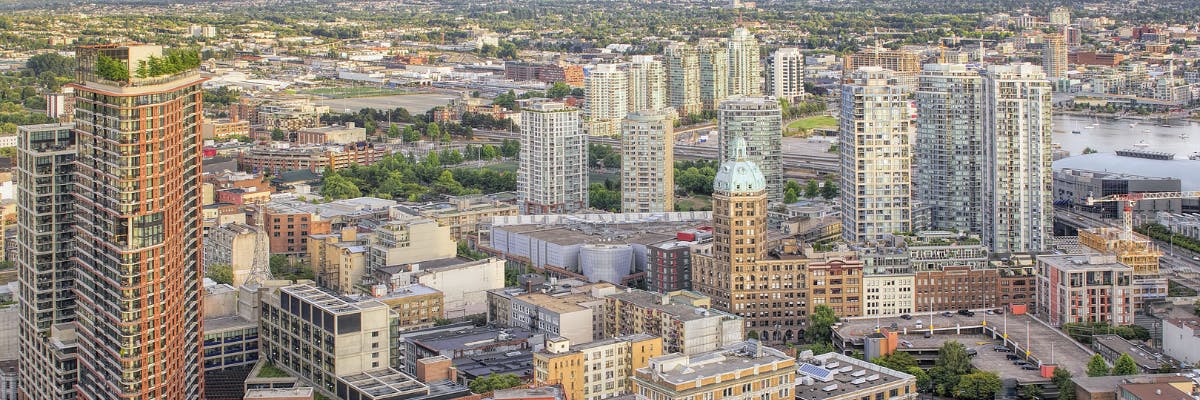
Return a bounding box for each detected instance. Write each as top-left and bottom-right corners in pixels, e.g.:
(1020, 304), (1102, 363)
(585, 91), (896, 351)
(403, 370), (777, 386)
(94, 48), (201, 82)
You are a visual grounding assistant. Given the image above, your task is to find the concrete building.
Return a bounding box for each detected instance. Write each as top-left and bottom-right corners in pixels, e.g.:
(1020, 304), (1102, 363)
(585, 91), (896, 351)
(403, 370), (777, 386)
(534, 334), (663, 400)
(510, 283), (618, 343)
(983, 64), (1053, 254)
(205, 223), (270, 286)
(262, 202), (333, 255)
(627, 55), (668, 113)
(414, 195), (520, 241)
(15, 123), (78, 399)
(665, 43), (702, 116)
(237, 143), (390, 174)
(584, 63), (628, 137)
(202, 283), (262, 373)
(632, 341), (795, 400)
(691, 136), (809, 343)
(44, 91), (73, 123)
(621, 110), (675, 213)
(1037, 254), (1134, 326)
(372, 257), (505, 318)
(839, 67), (913, 243)
(727, 27), (762, 96)
(1162, 318), (1200, 366)
(717, 96), (783, 204)
(68, 43), (205, 399)
(518, 100), (587, 214)
(260, 284), (402, 398)
(605, 289), (743, 355)
(1092, 334), (1175, 373)
(1054, 169), (1182, 220)
(310, 227), (369, 294)
(1072, 374), (1195, 400)
(698, 39), (730, 112)
(203, 118), (252, 140)
(242, 388), (314, 399)
(766, 48), (805, 103)
(397, 323), (537, 381)
(366, 218), (457, 275)
(1049, 6), (1071, 26)
(646, 240), (697, 293)
(1043, 33), (1069, 81)
(915, 64), (985, 235)
(794, 352), (918, 400)
(296, 123), (367, 145)
(862, 273), (915, 317)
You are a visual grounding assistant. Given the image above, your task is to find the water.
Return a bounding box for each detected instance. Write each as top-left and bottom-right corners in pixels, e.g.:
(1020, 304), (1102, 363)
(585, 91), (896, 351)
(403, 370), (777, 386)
(1052, 114), (1200, 157)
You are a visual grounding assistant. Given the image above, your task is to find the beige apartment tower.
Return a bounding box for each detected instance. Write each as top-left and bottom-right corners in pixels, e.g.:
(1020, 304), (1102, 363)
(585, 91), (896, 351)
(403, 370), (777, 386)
(621, 110), (675, 213)
(839, 67), (913, 243)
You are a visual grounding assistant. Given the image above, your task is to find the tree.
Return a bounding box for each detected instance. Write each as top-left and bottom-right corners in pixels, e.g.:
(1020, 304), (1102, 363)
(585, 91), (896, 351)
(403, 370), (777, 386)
(207, 264), (233, 285)
(321, 174), (362, 200)
(26, 53), (74, 77)
(785, 188), (799, 204)
(1053, 368), (1075, 400)
(1086, 354), (1110, 377)
(481, 144), (498, 160)
(269, 255), (290, 277)
(936, 341), (972, 376)
(388, 124), (401, 138)
(746, 330), (759, 340)
(500, 139), (520, 158)
(547, 82), (572, 99)
(804, 180), (820, 198)
(907, 367), (931, 392)
(271, 127), (286, 141)
(807, 304), (838, 343)
(954, 371), (1002, 400)
(468, 373), (522, 394)
(434, 170), (467, 195)
(820, 177), (839, 200)
(426, 123), (442, 138)
(872, 352), (918, 372)
(1019, 384), (1044, 400)
(402, 126), (421, 142)
(1082, 147), (1098, 154)
(1112, 353), (1138, 375)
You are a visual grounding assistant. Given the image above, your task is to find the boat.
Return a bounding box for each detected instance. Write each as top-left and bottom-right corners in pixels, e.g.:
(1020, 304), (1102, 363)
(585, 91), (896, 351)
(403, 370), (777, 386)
(1129, 123), (1137, 128)
(1162, 124), (1172, 128)
(1133, 140), (1150, 147)
(1142, 129), (1151, 134)
(1071, 130), (1082, 135)
(1086, 124), (1097, 129)
(1190, 152), (1200, 160)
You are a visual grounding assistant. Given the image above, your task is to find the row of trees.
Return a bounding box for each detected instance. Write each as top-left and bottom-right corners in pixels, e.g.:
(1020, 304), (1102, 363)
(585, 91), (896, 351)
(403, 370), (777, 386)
(319, 151), (518, 202)
(784, 178), (838, 203)
(1087, 353), (1142, 377)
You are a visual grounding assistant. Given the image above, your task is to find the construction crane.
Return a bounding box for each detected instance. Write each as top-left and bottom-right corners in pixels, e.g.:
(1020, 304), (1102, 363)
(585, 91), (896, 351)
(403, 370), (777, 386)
(1085, 191), (1200, 240)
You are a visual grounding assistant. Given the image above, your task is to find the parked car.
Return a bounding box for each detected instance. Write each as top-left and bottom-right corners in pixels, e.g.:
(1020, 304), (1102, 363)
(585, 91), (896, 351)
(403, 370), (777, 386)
(900, 314), (912, 320)
(914, 321), (924, 329)
(1006, 354), (1021, 360)
(1022, 365), (1039, 370)
(986, 310), (994, 315)
(1014, 360), (1029, 366)
(994, 308), (1004, 315)
(942, 311), (954, 317)
(966, 349), (978, 357)
(924, 331), (933, 338)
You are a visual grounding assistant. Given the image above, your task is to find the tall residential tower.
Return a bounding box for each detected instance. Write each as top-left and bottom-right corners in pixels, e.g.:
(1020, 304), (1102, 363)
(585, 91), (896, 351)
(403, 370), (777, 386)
(839, 67), (912, 243)
(665, 43), (702, 116)
(698, 39), (730, 112)
(584, 63), (628, 137)
(518, 99), (588, 214)
(727, 27), (762, 96)
(69, 43), (207, 399)
(766, 48), (805, 103)
(717, 96), (783, 204)
(915, 64), (985, 235)
(621, 110), (675, 213)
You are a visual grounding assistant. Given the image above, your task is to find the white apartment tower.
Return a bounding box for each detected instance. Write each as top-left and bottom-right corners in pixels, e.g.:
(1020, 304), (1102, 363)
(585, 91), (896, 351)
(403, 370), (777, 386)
(627, 55), (668, 113)
(621, 110), (675, 213)
(584, 63), (628, 137)
(915, 64), (985, 235)
(518, 99), (588, 214)
(982, 64), (1053, 254)
(728, 27), (762, 96)
(665, 42), (702, 116)
(839, 67), (913, 243)
(699, 39), (730, 112)
(717, 96), (783, 204)
(766, 48), (805, 103)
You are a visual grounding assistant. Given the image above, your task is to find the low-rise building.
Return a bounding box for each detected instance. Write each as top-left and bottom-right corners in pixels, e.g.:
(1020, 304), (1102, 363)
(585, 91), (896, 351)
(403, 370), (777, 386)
(262, 204), (332, 256)
(510, 283), (618, 343)
(631, 341), (795, 400)
(1037, 254), (1134, 326)
(794, 352), (918, 400)
(1162, 318), (1200, 366)
(397, 323), (538, 382)
(242, 387), (314, 399)
(203, 118), (252, 140)
(366, 284), (445, 332)
(205, 223), (270, 286)
(605, 289), (743, 355)
(366, 219), (457, 274)
(1092, 334), (1176, 373)
(372, 257), (506, 318)
(309, 228), (369, 294)
(297, 123), (367, 145)
(1072, 374), (1194, 400)
(914, 266), (999, 313)
(238, 142), (389, 174)
(807, 258), (865, 317)
(414, 196), (520, 241)
(534, 334), (663, 400)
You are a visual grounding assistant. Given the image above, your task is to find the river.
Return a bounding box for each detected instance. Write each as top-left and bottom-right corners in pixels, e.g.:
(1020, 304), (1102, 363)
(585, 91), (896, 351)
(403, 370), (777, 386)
(1052, 114), (1200, 157)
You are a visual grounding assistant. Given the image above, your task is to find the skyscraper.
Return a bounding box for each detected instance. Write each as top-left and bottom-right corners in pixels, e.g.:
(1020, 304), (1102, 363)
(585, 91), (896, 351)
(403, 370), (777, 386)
(626, 55), (667, 113)
(621, 110), (674, 213)
(727, 27), (762, 96)
(983, 64), (1053, 254)
(766, 48), (805, 103)
(1043, 33), (1068, 81)
(584, 63), (628, 137)
(1048, 6), (1071, 26)
(17, 122), (79, 399)
(518, 99), (588, 214)
(717, 96), (783, 204)
(839, 67), (912, 243)
(698, 39), (729, 112)
(664, 42), (701, 116)
(915, 64), (985, 235)
(69, 43), (206, 399)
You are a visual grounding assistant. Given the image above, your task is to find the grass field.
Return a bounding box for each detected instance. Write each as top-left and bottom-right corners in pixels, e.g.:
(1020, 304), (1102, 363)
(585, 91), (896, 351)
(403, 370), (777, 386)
(301, 86), (412, 99)
(675, 194), (713, 211)
(483, 160), (519, 173)
(785, 116), (838, 136)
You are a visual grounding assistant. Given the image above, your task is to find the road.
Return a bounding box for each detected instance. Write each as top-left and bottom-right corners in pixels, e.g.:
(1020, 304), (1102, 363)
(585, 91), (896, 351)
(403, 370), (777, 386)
(471, 129), (840, 174)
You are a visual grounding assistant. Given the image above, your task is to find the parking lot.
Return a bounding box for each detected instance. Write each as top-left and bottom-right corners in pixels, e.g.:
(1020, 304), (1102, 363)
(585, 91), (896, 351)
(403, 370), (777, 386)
(835, 309), (1093, 379)
(970, 343), (1047, 382)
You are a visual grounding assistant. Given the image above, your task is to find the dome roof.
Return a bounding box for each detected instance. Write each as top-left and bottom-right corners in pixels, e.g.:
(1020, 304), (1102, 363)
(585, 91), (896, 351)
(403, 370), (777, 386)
(713, 135), (767, 194)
